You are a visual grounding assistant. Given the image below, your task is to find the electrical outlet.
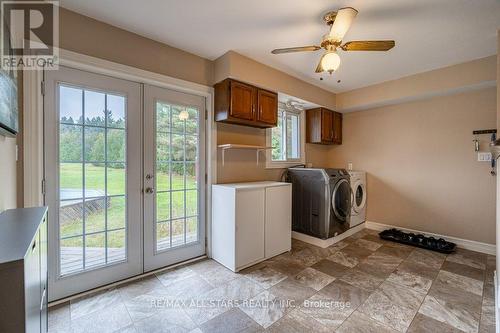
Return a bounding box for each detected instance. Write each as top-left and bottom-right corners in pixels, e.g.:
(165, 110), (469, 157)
(478, 152), (492, 162)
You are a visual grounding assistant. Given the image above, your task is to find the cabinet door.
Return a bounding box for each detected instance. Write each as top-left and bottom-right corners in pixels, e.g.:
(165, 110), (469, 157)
(265, 186), (292, 258)
(257, 89), (277, 126)
(25, 234), (41, 333)
(230, 80), (256, 121)
(333, 112), (342, 144)
(235, 189), (265, 269)
(321, 109), (333, 142)
(39, 216), (47, 333)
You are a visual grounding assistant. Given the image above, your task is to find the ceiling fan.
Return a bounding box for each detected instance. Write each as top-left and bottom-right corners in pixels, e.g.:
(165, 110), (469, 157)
(271, 7), (395, 74)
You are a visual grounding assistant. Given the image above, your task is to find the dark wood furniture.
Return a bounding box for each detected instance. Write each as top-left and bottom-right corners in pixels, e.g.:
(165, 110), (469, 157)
(306, 107), (343, 145)
(214, 78), (278, 128)
(0, 207), (48, 333)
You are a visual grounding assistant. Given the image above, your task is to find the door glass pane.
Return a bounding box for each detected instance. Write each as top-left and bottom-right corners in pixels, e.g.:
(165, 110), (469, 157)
(58, 84), (128, 276)
(154, 101), (200, 252)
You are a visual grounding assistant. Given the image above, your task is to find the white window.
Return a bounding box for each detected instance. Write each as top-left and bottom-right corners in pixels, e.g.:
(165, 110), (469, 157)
(266, 104), (306, 168)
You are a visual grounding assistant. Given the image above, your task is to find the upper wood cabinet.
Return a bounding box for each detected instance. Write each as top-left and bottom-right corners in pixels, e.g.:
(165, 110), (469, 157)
(306, 107), (342, 145)
(214, 78), (278, 128)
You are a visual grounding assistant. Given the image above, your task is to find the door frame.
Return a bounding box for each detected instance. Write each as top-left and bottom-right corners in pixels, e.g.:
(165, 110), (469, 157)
(23, 49), (217, 292)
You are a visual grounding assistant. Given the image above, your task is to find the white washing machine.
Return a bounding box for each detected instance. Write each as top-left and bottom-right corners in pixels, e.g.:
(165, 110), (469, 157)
(348, 171), (366, 228)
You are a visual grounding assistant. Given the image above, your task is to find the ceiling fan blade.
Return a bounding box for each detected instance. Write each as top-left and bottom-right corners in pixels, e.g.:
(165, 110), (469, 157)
(341, 40), (395, 51)
(328, 7), (358, 42)
(271, 46), (321, 54)
(315, 59), (323, 73)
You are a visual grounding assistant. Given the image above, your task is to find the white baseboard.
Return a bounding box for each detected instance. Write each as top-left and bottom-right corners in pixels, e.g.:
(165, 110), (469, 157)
(365, 221), (496, 255)
(292, 223), (366, 248)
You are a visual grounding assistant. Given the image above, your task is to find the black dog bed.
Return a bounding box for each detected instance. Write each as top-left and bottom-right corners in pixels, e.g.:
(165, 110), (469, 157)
(379, 228), (456, 254)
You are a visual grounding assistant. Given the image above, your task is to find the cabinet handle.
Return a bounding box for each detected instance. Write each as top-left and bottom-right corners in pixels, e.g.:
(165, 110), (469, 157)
(259, 105), (263, 117)
(32, 240), (36, 252)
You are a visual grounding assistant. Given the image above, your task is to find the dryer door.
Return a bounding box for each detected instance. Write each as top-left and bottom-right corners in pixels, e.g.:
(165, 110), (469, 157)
(352, 181), (366, 214)
(331, 178), (351, 222)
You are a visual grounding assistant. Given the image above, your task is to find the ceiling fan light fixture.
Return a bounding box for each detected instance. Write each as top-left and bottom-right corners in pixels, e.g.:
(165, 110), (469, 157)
(318, 50), (341, 74)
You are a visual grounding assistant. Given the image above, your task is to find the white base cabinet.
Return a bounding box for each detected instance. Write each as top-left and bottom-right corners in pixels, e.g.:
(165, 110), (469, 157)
(212, 181), (292, 272)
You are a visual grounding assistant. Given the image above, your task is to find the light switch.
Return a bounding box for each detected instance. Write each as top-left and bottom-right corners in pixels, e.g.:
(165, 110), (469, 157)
(477, 152), (492, 162)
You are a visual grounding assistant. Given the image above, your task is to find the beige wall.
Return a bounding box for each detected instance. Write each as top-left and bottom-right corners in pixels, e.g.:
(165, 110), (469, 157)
(498, 31), (500, 129)
(0, 136), (17, 212)
(336, 56), (496, 112)
(60, 8), (214, 86)
(328, 88), (497, 244)
(216, 123), (332, 183)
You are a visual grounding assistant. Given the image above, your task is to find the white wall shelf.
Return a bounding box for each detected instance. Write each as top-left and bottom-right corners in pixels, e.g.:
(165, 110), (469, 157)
(218, 144), (273, 166)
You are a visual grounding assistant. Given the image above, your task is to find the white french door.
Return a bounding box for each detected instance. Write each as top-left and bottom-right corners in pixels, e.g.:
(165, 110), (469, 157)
(143, 85), (206, 271)
(45, 66), (206, 301)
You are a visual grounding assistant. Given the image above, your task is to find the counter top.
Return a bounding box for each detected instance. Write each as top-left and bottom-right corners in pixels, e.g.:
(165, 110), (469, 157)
(0, 207), (48, 264)
(213, 181), (291, 189)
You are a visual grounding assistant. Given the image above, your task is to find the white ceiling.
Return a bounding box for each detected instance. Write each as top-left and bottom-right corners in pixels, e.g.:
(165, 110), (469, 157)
(60, 0), (500, 93)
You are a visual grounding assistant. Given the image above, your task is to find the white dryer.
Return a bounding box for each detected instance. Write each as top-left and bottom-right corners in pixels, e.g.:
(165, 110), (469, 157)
(348, 171), (366, 228)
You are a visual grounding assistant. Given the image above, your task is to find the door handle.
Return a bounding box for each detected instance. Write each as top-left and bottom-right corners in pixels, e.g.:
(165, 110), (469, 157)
(145, 187), (155, 194)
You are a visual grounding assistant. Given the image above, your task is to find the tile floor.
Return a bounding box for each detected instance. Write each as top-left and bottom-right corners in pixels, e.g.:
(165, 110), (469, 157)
(48, 229), (496, 333)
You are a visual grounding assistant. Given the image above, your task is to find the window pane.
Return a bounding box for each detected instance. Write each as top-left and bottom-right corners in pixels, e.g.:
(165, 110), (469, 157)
(60, 236), (83, 275)
(85, 198), (106, 233)
(84, 90), (106, 126)
(171, 163), (185, 190)
(85, 232), (106, 269)
(185, 163), (197, 189)
(272, 112), (284, 161)
(60, 200), (83, 238)
(286, 113), (300, 159)
(85, 127), (105, 162)
(157, 222), (171, 251)
(171, 106), (185, 133)
(171, 133), (185, 161)
(186, 217), (198, 244)
(156, 192), (170, 222)
(107, 94), (125, 128)
(186, 190), (197, 217)
(60, 86), (82, 124)
(157, 103), (171, 132)
(108, 196), (126, 230)
(60, 124), (82, 162)
(185, 135), (197, 162)
(185, 108), (198, 134)
(156, 163), (170, 191)
(85, 163), (105, 197)
(107, 163), (126, 196)
(107, 229), (126, 263)
(172, 219), (185, 247)
(58, 84), (128, 277)
(171, 191), (184, 219)
(60, 163), (82, 199)
(107, 129), (126, 162)
(156, 132), (170, 162)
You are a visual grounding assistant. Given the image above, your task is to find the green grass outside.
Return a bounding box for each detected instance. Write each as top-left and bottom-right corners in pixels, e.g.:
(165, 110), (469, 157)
(60, 164), (198, 248)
